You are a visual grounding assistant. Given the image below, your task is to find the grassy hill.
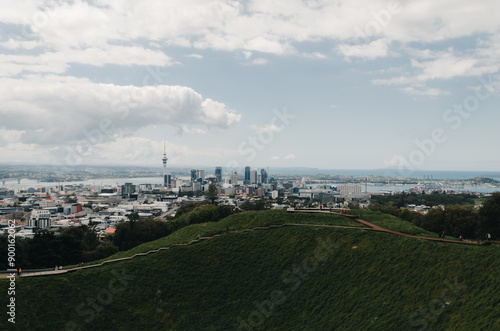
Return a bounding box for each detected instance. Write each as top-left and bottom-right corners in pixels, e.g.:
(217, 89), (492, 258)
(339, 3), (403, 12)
(2, 210), (499, 330)
(86, 210), (365, 263)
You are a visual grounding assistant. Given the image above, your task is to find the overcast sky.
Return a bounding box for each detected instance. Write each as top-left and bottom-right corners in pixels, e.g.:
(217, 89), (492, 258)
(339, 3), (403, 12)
(1, 0), (499, 172)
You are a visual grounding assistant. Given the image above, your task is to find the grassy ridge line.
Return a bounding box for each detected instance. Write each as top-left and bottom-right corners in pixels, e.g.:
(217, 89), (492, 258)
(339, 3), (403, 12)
(64, 223), (370, 274)
(61, 209), (438, 270)
(82, 210), (364, 264)
(354, 210), (440, 238)
(6, 225), (499, 330)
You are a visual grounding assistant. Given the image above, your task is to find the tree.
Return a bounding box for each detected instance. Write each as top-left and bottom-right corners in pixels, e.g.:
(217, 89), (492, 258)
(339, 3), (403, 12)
(175, 202), (203, 219)
(240, 199), (270, 211)
(127, 212), (140, 222)
(418, 206), (479, 239)
(205, 183), (219, 204)
(91, 241), (119, 260)
(81, 226), (100, 251)
(478, 192), (500, 239)
(114, 218), (171, 251)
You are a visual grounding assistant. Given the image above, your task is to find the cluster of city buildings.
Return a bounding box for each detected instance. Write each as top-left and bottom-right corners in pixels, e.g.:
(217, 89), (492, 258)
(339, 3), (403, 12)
(0, 150), (371, 239)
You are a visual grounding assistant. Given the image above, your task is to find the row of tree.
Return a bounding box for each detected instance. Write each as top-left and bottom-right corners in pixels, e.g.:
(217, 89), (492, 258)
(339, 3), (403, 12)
(0, 225), (118, 269)
(370, 192), (478, 208)
(113, 203), (238, 251)
(368, 192), (500, 240)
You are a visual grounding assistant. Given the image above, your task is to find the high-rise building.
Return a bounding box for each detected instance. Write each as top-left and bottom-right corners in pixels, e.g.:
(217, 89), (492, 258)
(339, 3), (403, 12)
(197, 170), (206, 181)
(339, 185), (362, 196)
(121, 182), (136, 198)
(191, 169), (197, 182)
(215, 167), (222, 183)
(261, 169), (268, 184)
(164, 173), (172, 188)
(244, 166), (251, 185)
(28, 209), (51, 230)
(231, 172), (238, 185)
(250, 169), (258, 184)
(162, 141), (171, 188)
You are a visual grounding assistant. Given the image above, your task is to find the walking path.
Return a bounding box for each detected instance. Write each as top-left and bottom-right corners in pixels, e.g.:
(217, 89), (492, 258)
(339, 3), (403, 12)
(287, 208), (496, 245)
(2, 208), (496, 278)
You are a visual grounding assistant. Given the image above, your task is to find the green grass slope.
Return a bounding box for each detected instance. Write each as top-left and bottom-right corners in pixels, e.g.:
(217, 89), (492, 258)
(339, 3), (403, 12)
(87, 210), (365, 263)
(2, 211), (499, 330)
(354, 210), (439, 238)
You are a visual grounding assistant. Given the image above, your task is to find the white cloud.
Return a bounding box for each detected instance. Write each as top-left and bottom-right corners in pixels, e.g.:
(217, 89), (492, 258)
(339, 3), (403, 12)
(384, 154), (405, 168)
(284, 154), (296, 160)
(1, 39), (40, 50)
(252, 57), (268, 65)
(90, 137), (241, 167)
(0, 46), (173, 77)
(179, 126), (207, 134)
(251, 124), (282, 134)
(399, 86), (451, 97)
(0, 136), (241, 167)
(243, 51), (252, 60)
(337, 39), (389, 60)
(372, 45), (500, 94)
(303, 52), (327, 59)
(2, 0), (500, 79)
(0, 75), (240, 145)
(3, 1), (500, 57)
(186, 53), (203, 59)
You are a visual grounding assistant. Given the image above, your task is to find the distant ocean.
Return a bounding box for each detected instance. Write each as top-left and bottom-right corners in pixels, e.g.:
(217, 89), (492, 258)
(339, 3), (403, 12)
(270, 168), (500, 180)
(3, 176), (499, 194)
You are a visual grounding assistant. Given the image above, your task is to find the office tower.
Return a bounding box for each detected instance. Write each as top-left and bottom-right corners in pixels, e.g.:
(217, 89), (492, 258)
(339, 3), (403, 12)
(244, 166), (251, 185)
(261, 168), (268, 184)
(250, 169), (257, 184)
(191, 169), (197, 182)
(197, 170), (206, 181)
(121, 182), (136, 198)
(231, 172), (238, 185)
(215, 166), (222, 183)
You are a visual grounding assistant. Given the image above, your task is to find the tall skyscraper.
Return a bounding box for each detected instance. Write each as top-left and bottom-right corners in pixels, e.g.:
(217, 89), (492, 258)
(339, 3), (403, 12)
(244, 166), (251, 185)
(231, 172), (238, 185)
(215, 166), (222, 183)
(250, 169), (257, 184)
(261, 168), (268, 184)
(191, 169), (197, 182)
(197, 170), (206, 182)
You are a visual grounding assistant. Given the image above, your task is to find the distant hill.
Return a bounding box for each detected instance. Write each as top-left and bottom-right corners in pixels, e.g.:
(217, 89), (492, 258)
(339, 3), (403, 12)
(2, 210), (499, 330)
(471, 177), (499, 185)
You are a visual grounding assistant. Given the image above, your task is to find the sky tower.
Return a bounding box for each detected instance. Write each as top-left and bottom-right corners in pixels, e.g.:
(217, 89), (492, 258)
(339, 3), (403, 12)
(162, 141), (171, 188)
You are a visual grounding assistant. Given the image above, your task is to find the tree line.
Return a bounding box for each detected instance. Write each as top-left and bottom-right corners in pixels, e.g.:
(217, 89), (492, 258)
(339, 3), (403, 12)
(113, 204), (238, 251)
(370, 192), (478, 208)
(367, 192), (500, 240)
(0, 225), (118, 270)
